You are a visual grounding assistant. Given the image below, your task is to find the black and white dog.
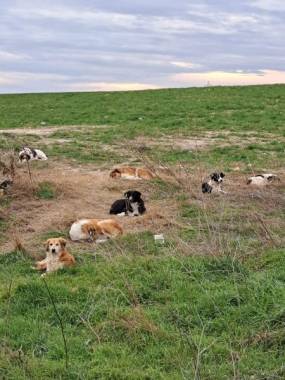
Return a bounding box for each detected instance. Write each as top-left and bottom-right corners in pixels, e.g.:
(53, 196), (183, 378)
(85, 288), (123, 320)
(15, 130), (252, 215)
(19, 147), (48, 162)
(110, 190), (146, 216)
(0, 179), (13, 191)
(202, 172), (225, 194)
(0, 179), (13, 195)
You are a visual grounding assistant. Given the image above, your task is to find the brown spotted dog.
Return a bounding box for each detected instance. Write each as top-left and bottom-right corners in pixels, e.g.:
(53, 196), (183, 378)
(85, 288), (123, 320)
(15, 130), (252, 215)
(35, 238), (75, 276)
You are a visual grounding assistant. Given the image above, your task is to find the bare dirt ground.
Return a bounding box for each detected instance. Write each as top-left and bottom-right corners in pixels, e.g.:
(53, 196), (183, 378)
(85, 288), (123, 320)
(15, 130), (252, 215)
(0, 125), (109, 136)
(0, 160), (179, 255)
(1, 157), (284, 258)
(126, 131), (284, 151)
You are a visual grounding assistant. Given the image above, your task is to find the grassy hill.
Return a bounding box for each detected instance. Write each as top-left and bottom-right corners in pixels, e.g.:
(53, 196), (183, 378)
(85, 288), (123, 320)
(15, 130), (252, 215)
(0, 85), (285, 379)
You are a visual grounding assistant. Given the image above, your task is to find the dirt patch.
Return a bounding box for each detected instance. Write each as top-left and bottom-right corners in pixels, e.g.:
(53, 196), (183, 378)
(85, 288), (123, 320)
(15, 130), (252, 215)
(0, 160), (178, 254)
(0, 124), (110, 137)
(129, 131), (284, 151)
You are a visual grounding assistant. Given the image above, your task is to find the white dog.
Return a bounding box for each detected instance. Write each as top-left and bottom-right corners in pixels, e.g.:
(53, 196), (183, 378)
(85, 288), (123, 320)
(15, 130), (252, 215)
(19, 147), (48, 162)
(247, 173), (280, 186)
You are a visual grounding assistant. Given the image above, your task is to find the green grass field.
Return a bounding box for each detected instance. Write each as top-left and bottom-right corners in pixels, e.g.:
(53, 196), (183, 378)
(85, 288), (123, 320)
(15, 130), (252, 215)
(0, 85), (285, 379)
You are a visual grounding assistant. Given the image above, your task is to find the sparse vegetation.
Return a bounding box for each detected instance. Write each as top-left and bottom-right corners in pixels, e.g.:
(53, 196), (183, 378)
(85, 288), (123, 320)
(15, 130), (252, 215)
(0, 85), (284, 379)
(35, 181), (57, 200)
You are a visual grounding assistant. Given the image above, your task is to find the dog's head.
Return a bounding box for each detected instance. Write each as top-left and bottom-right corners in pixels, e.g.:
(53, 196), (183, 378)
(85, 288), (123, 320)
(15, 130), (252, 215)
(19, 152), (31, 162)
(264, 174), (280, 182)
(124, 190), (142, 202)
(19, 147), (38, 162)
(210, 172), (225, 183)
(82, 222), (102, 241)
(110, 169), (121, 178)
(44, 237), (67, 255)
(0, 179), (13, 190)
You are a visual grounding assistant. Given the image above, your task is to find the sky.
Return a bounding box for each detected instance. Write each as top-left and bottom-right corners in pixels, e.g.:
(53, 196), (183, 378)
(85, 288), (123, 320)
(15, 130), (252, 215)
(0, 0), (284, 93)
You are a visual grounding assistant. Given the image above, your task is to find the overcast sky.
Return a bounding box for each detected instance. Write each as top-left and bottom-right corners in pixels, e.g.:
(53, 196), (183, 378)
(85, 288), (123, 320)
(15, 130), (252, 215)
(0, 0), (284, 93)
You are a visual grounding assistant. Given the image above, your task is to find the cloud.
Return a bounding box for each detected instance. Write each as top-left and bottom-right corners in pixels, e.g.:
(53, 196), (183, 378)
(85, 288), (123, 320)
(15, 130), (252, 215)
(170, 69), (285, 86)
(69, 82), (160, 92)
(251, 0), (285, 11)
(0, 71), (70, 92)
(9, 6), (137, 28)
(0, 50), (30, 62)
(0, 1), (284, 93)
(170, 61), (202, 69)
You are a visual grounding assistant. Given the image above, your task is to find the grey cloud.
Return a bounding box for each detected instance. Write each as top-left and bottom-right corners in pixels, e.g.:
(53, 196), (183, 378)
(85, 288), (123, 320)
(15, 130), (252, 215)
(0, 0), (284, 93)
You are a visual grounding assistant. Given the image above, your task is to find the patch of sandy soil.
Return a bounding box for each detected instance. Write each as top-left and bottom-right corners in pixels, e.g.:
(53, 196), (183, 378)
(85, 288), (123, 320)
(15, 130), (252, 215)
(0, 160), (178, 255)
(0, 124), (110, 136)
(129, 131), (284, 151)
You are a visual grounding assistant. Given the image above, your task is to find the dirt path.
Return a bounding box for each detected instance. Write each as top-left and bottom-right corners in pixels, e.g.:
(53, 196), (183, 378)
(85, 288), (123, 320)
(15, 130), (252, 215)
(0, 124), (110, 136)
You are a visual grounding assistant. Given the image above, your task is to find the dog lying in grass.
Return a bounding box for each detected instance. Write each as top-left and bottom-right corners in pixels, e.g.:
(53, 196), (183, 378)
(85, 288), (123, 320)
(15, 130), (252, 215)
(247, 173), (280, 186)
(202, 172), (226, 194)
(35, 238), (75, 276)
(69, 218), (123, 242)
(0, 179), (13, 196)
(19, 147), (48, 162)
(110, 190), (146, 216)
(110, 166), (155, 180)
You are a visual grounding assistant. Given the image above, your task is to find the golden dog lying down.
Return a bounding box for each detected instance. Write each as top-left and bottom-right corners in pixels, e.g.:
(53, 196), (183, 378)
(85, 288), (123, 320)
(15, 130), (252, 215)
(110, 166), (155, 180)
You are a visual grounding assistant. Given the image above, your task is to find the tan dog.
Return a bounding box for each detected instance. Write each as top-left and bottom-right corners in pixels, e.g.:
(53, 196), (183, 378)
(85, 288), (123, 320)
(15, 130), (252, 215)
(110, 166), (155, 180)
(69, 218), (123, 241)
(35, 238), (75, 275)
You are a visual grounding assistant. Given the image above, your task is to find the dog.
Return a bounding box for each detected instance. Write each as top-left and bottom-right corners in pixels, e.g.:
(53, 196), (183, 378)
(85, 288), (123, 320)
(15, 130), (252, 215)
(247, 173), (280, 186)
(202, 172), (225, 194)
(110, 166), (155, 180)
(35, 238), (75, 276)
(110, 190), (146, 216)
(19, 147), (48, 162)
(69, 218), (123, 242)
(0, 179), (13, 193)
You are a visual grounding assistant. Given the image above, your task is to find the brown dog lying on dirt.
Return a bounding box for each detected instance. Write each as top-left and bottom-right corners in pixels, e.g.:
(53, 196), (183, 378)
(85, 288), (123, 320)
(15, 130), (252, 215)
(110, 166), (155, 180)
(35, 237), (75, 276)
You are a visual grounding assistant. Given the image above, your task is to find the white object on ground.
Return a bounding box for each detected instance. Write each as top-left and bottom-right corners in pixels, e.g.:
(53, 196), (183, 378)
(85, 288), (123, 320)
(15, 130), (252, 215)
(154, 234), (165, 244)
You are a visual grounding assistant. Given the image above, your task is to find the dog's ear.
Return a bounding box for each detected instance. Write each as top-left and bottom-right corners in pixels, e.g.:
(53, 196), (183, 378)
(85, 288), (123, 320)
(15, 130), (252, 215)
(220, 172), (225, 178)
(59, 238), (67, 248)
(44, 239), (50, 251)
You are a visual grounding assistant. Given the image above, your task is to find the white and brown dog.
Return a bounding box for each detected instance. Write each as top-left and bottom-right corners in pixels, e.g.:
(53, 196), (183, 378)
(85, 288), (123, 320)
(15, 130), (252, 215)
(35, 237), (75, 276)
(69, 218), (123, 242)
(247, 173), (280, 186)
(19, 147), (48, 162)
(110, 166), (155, 180)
